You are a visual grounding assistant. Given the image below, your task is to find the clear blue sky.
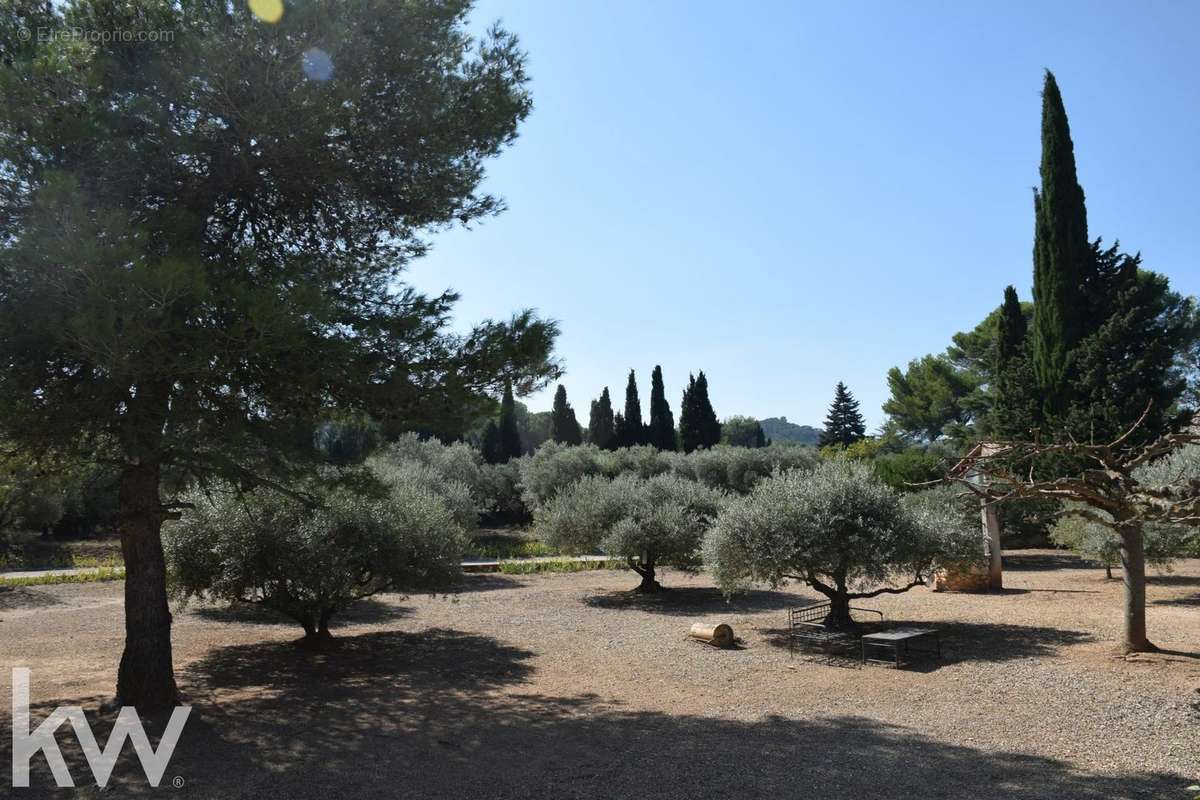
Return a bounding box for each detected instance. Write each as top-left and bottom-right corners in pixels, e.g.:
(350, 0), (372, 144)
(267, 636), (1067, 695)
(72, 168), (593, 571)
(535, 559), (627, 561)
(406, 0), (1200, 429)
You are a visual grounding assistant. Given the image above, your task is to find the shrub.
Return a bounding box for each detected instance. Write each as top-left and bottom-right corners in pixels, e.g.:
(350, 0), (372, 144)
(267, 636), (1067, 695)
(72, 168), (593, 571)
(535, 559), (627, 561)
(597, 445), (672, 479)
(1051, 504), (1194, 577)
(705, 460), (979, 627)
(669, 444), (818, 494)
(165, 469), (468, 646)
(518, 441), (605, 509)
(536, 473), (725, 592)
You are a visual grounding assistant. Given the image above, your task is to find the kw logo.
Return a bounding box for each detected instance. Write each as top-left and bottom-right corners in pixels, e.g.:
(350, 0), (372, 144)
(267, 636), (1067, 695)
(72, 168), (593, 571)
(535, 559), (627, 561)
(10, 668), (191, 788)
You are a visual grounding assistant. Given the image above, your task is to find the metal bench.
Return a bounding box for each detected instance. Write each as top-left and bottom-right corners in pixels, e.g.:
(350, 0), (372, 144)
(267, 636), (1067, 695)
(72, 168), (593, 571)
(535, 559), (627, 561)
(787, 600), (883, 659)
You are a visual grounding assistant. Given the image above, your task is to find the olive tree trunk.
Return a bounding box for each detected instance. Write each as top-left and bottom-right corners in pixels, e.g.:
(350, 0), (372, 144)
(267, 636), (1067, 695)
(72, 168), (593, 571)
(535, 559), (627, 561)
(299, 608), (337, 649)
(822, 592), (855, 630)
(627, 553), (661, 593)
(115, 461), (179, 712)
(1117, 521), (1155, 654)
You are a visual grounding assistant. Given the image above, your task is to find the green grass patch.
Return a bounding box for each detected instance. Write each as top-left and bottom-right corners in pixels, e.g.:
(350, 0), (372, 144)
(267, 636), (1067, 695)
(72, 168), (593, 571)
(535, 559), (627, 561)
(0, 566), (125, 587)
(498, 558), (626, 575)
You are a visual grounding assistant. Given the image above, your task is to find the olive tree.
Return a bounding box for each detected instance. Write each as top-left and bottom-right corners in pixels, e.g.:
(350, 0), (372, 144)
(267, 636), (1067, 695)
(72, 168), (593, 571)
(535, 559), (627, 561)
(705, 461), (979, 628)
(165, 470), (468, 648)
(535, 474), (725, 592)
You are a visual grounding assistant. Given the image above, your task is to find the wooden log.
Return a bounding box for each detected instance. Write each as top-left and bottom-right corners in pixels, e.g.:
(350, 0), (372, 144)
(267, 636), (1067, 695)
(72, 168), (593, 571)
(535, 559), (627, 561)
(689, 622), (734, 648)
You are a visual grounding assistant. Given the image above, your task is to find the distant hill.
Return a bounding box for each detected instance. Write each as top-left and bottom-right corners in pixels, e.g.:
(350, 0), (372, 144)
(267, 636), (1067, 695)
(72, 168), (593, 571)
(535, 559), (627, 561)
(759, 417), (821, 446)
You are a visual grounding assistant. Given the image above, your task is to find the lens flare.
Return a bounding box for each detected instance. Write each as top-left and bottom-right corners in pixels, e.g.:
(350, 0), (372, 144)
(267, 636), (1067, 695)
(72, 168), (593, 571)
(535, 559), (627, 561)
(248, 0), (284, 24)
(302, 48), (335, 82)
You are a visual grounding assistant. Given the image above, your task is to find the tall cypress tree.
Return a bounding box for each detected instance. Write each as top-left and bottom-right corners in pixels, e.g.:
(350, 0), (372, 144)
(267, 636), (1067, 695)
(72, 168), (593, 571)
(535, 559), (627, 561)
(497, 380), (523, 461)
(1032, 71), (1094, 418)
(550, 384), (582, 444)
(819, 381), (867, 447)
(480, 420), (503, 465)
(647, 365), (676, 451)
(680, 371), (720, 452)
(990, 286), (1040, 439)
(587, 387), (617, 450)
(619, 370), (646, 447)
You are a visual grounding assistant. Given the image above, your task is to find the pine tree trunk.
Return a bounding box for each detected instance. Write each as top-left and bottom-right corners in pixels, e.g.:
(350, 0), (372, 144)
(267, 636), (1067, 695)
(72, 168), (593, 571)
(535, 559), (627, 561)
(1118, 522), (1155, 654)
(115, 461), (179, 712)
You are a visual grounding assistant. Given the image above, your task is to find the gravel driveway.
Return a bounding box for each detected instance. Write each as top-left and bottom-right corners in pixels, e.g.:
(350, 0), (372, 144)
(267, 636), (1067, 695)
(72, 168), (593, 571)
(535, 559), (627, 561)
(2, 550), (1198, 798)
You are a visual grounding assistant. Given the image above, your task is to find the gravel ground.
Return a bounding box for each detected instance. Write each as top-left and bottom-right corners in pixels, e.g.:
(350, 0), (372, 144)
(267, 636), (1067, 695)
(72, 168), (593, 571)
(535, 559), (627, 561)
(2, 550), (1198, 799)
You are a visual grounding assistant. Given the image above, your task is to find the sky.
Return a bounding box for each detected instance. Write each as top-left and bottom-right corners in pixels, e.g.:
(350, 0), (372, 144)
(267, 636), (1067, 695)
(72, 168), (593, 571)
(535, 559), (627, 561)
(405, 0), (1200, 430)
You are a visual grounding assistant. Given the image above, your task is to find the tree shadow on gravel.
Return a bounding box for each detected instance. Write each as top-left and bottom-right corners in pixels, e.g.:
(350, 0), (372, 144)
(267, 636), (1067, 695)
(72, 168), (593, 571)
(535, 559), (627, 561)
(191, 597), (412, 628)
(0, 585), (64, 612)
(3, 621), (1184, 800)
(1002, 552), (1100, 571)
(5, 673), (1183, 799)
(758, 620), (1094, 665)
(453, 573), (524, 593)
(583, 585), (805, 616)
(1147, 574), (1200, 587)
(1153, 592), (1200, 607)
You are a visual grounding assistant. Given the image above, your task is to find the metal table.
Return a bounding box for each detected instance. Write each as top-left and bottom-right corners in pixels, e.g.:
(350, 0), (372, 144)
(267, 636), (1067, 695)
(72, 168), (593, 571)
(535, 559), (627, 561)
(860, 628), (941, 668)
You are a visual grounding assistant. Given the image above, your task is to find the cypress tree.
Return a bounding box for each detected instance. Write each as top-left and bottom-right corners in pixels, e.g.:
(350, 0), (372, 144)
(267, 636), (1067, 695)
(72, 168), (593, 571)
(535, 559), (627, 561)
(680, 371), (720, 452)
(588, 387), (617, 450)
(550, 384), (583, 445)
(1032, 71), (1094, 418)
(819, 381), (867, 447)
(647, 365), (676, 451)
(497, 380), (523, 462)
(619, 370), (646, 447)
(480, 420), (503, 465)
(613, 411), (627, 447)
(990, 287), (1040, 440)
(754, 423), (767, 448)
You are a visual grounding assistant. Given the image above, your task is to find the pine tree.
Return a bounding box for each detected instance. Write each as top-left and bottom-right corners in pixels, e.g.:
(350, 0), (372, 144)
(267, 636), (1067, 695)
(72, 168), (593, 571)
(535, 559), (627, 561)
(819, 382), (867, 447)
(1064, 246), (1198, 445)
(587, 387), (617, 450)
(498, 381), (524, 462)
(647, 365), (676, 451)
(550, 384), (582, 445)
(1032, 71), (1094, 418)
(680, 371), (720, 452)
(619, 370), (646, 447)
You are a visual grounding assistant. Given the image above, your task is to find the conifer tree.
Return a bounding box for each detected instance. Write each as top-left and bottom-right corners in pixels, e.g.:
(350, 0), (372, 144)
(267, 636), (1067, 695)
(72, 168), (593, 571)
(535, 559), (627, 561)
(819, 382), (867, 447)
(480, 421), (504, 465)
(990, 286), (1040, 439)
(680, 371), (720, 452)
(588, 387), (617, 450)
(498, 381), (524, 461)
(647, 365), (676, 451)
(619, 370), (646, 447)
(1032, 71), (1094, 417)
(550, 385), (582, 445)
(613, 412), (627, 447)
